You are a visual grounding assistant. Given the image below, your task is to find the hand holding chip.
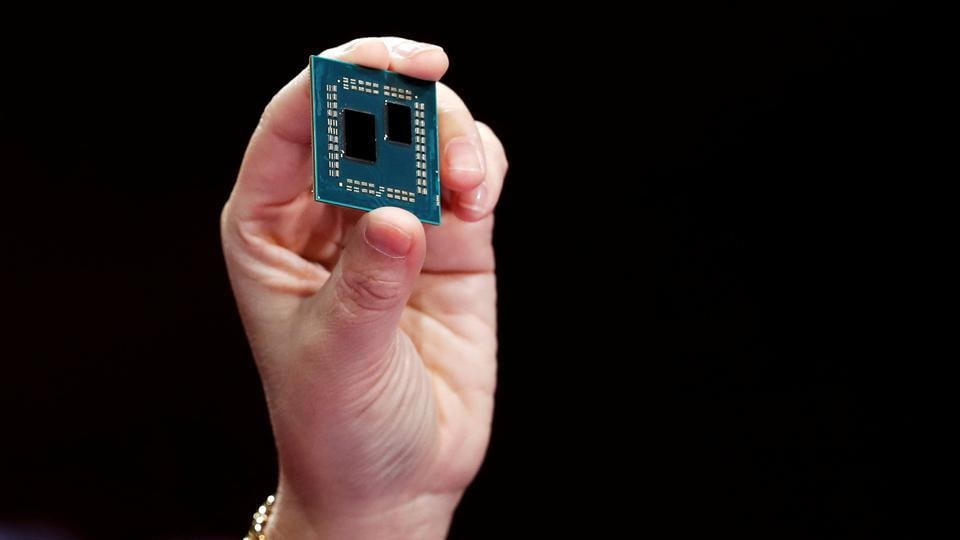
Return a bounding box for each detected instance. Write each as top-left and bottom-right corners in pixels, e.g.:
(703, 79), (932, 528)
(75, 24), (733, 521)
(221, 37), (507, 538)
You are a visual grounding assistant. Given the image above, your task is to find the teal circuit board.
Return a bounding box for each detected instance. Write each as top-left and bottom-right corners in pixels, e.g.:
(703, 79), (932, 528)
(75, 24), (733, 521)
(310, 55), (441, 224)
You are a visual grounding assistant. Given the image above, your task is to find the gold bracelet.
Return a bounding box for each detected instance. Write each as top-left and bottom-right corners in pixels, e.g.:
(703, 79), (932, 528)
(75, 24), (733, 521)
(245, 494), (276, 540)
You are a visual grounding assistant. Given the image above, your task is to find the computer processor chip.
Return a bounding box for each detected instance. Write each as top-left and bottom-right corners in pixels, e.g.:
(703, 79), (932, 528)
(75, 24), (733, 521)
(310, 55), (441, 224)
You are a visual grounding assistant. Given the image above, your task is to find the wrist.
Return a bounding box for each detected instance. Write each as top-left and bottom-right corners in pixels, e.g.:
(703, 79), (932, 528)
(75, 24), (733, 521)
(264, 487), (460, 540)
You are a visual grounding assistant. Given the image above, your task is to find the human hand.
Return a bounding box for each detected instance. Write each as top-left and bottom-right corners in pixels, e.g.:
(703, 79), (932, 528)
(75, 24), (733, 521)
(221, 37), (507, 539)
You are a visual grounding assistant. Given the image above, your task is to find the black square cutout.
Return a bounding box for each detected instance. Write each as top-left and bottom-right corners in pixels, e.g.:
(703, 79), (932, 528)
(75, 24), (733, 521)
(343, 109), (376, 162)
(385, 102), (412, 145)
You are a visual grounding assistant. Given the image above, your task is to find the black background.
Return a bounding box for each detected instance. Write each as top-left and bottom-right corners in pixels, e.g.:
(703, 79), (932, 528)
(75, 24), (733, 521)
(1, 6), (926, 539)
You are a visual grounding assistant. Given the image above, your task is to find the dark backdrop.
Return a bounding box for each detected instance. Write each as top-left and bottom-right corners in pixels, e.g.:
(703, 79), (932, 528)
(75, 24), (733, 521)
(1, 6), (924, 539)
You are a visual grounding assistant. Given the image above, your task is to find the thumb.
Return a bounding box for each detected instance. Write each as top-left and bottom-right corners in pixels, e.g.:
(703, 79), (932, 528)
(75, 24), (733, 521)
(307, 207), (426, 367)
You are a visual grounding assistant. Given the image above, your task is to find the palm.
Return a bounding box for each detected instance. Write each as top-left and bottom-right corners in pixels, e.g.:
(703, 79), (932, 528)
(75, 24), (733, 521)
(256, 188), (497, 491)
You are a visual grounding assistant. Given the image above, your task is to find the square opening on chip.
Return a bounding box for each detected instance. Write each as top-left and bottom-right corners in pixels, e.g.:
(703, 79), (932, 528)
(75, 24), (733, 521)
(342, 108), (377, 162)
(385, 102), (412, 145)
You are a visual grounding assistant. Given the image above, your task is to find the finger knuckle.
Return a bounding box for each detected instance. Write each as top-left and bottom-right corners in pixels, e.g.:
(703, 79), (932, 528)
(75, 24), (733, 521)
(476, 121), (509, 173)
(256, 102), (274, 134)
(496, 143), (509, 174)
(336, 269), (403, 314)
(219, 200), (232, 231)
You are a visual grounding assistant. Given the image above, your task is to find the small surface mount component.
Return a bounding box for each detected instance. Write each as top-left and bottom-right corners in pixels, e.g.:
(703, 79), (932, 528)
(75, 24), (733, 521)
(310, 56), (441, 224)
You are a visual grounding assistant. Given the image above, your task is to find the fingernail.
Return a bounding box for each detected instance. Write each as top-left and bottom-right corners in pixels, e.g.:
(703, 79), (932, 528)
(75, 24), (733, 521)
(364, 219), (413, 258)
(391, 40), (442, 58)
(458, 183), (487, 213)
(446, 138), (484, 174)
(334, 38), (363, 54)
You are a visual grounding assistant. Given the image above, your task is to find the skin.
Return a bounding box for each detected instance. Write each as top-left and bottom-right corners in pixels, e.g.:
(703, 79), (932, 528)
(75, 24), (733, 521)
(221, 37), (507, 538)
